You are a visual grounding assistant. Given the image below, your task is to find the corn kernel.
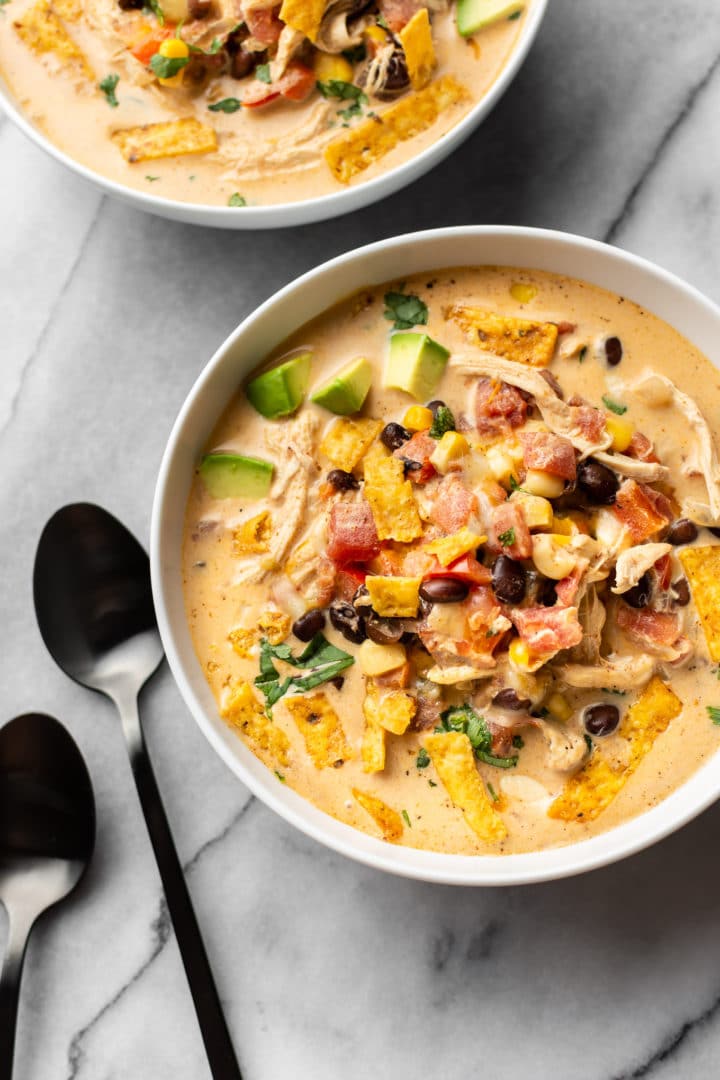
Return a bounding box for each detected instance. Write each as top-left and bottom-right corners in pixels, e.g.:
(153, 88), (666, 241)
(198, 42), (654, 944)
(605, 413), (635, 452)
(547, 692), (573, 723)
(522, 469), (566, 499)
(510, 282), (538, 304)
(358, 640), (407, 677)
(313, 52), (354, 83)
(159, 37), (190, 59)
(485, 445), (518, 487)
(509, 639), (530, 670)
(429, 430), (469, 473)
(364, 23), (389, 44)
(551, 515), (574, 536)
(403, 405), (433, 431)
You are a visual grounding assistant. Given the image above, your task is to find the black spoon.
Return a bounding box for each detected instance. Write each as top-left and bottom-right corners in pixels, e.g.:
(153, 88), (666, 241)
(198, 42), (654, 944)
(0, 712), (95, 1080)
(33, 503), (242, 1080)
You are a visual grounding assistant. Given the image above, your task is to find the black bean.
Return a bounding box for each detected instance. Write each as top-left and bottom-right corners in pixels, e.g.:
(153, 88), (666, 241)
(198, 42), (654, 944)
(330, 677), (345, 691)
(584, 703), (620, 737)
(380, 422), (411, 451)
(492, 688), (532, 711)
(710, 527), (720, 540)
(400, 458), (423, 477)
(426, 400), (446, 416)
(527, 571), (557, 607)
(623, 572), (651, 609)
(118, 0), (144, 8)
(577, 459), (620, 504)
(492, 556), (527, 604)
(419, 577), (470, 604)
(605, 337), (623, 366)
(672, 578), (691, 607)
(665, 518), (698, 545)
(329, 600), (366, 644)
(292, 609), (326, 642)
(327, 469), (359, 491)
(366, 614), (406, 645)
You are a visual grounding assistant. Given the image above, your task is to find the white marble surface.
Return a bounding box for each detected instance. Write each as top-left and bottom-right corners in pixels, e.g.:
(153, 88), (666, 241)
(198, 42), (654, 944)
(3, 1), (720, 1077)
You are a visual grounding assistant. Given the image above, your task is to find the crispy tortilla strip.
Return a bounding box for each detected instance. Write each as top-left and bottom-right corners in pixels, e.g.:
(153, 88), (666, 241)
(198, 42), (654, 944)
(228, 608), (290, 657)
(111, 118), (217, 163)
(365, 575), (421, 617)
(362, 687), (386, 772)
(365, 683), (416, 735)
(285, 693), (353, 769)
(352, 788), (403, 842)
(425, 528), (486, 567)
(364, 445), (423, 542)
(14, 0), (93, 79)
(679, 546), (720, 662)
(325, 75), (469, 184)
(233, 510), (272, 556)
(319, 417), (382, 472)
(228, 627), (256, 659)
(549, 676), (682, 822)
(447, 307), (559, 367)
(398, 8), (436, 90)
(279, 0), (325, 42)
(221, 681), (289, 766)
(53, 0), (82, 19)
(423, 731), (507, 842)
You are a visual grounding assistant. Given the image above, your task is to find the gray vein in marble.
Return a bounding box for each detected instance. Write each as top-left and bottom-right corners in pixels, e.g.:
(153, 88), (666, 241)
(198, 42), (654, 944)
(605, 46), (720, 245)
(65, 794), (255, 1080)
(613, 981), (720, 1079)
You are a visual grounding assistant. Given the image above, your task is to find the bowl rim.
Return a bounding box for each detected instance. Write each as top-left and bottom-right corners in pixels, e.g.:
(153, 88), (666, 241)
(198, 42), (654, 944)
(151, 224), (720, 884)
(0, 0), (547, 228)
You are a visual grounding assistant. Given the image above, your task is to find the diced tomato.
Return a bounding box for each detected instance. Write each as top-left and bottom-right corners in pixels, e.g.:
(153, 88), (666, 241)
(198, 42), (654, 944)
(334, 566), (366, 602)
(394, 430), (436, 484)
(374, 662), (411, 690)
(520, 431), (577, 480)
(567, 395), (606, 443)
(130, 27), (173, 66)
(554, 560), (588, 606)
(245, 5), (283, 44)
(489, 502), (532, 560)
(654, 553), (672, 591)
(613, 480), (673, 543)
(475, 378), (527, 437)
(327, 500), (380, 564)
(277, 61), (316, 102)
(626, 431), (659, 463)
(616, 604), (680, 648)
(242, 81), (281, 108)
(511, 605), (583, 657)
(425, 552), (492, 586)
(429, 475), (478, 533)
(377, 0), (422, 31)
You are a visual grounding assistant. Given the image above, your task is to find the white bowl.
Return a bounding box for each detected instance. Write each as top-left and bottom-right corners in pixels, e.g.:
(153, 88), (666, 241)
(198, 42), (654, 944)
(152, 226), (720, 883)
(0, 3), (547, 228)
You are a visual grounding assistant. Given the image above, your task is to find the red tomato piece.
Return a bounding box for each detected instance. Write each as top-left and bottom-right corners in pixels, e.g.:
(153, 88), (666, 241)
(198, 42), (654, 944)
(328, 500), (380, 564)
(393, 430), (436, 484)
(245, 6), (283, 44)
(278, 62), (316, 102)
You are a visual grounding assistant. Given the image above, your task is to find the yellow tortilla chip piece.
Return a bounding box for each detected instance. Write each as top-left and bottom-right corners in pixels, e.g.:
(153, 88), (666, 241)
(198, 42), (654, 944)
(425, 528), (486, 567)
(111, 118), (217, 163)
(221, 681), (289, 766)
(365, 575), (421, 617)
(14, 0), (93, 79)
(325, 75), (469, 184)
(679, 545), (720, 662)
(549, 676), (682, 823)
(424, 731), (507, 842)
(285, 693), (353, 769)
(364, 445), (423, 542)
(319, 417), (382, 473)
(233, 511), (272, 556)
(53, 0), (82, 20)
(279, 0), (325, 41)
(258, 610), (291, 645)
(398, 8), (436, 90)
(362, 688), (386, 772)
(448, 307), (559, 367)
(352, 788), (403, 842)
(376, 690), (416, 735)
(228, 627), (256, 659)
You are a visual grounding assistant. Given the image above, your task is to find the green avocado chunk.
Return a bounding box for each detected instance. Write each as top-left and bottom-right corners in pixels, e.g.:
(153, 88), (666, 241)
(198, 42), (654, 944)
(456, 0), (523, 37)
(199, 453), (274, 500)
(245, 351), (312, 419)
(310, 357), (372, 415)
(384, 332), (450, 401)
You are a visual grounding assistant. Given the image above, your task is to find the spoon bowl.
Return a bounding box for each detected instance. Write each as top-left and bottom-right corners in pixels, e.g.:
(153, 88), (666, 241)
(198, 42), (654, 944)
(0, 712), (95, 1079)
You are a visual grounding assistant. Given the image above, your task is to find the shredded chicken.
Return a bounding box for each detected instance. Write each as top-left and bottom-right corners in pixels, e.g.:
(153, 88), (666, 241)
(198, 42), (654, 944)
(592, 450), (669, 483)
(565, 585), (606, 664)
(426, 664), (494, 685)
(270, 26), (307, 80)
(612, 543), (672, 594)
(315, 0), (373, 52)
(536, 720), (588, 772)
(559, 654), (655, 691)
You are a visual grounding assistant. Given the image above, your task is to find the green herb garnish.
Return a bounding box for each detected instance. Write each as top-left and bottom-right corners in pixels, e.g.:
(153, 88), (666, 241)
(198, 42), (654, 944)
(377, 13), (389, 28)
(209, 97), (241, 113)
(476, 750), (518, 769)
(228, 193), (247, 206)
(401, 809), (412, 828)
(338, 101), (363, 122)
(487, 782), (499, 802)
(274, 770), (286, 782)
(256, 62), (272, 84)
(512, 735), (524, 750)
(145, 0), (164, 23)
(578, 346), (587, 363)
(498, 527), (516, 547)
(708, 706), (720, 725)
(435, 704), (518, 769)
(508, 9), (522, 18)
(254, 634), (354, 714)
(416, 747), (430, 769)
(428, 779), (437, 787)
(584, 733), (594, 752)
(508, 475), (531, 496)
(342, 43), (366, 63)
(383, 290), (428, 331)
(317, 79), (367, 104)
(99, 73), (119, 107)
(602, 394), (627, 415)
(601, 687), (627, 696)
(150, 52), (188, 78)
(0, 1), (12, 7)
(145, 175), (160, 182)
(429, 405), (456, 439)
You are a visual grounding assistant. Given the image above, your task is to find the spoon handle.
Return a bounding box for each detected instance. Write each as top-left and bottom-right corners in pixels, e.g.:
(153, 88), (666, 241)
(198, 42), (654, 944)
(0, 906), (34, 1080)
(118, 694), (243, 1080)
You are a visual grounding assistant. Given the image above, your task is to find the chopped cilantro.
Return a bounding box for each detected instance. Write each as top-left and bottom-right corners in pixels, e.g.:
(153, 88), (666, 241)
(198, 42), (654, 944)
(274, 770), (285, 782)
(150, 52), (189, 78)
(708, 706), (720, 725)
(416, 747), (430, 769)
(377, 13), (389, 28)
(0, 1), (12, 7)
(254, 634), (354, 714)
(429, 405), (456, 439)
(145, 0), (164, 23)
(602, 687), (627, 696)
(228, 193), (247, 207)
(508, 475), (530, 496)
(498, 527), (516, 547)
(578, 346), (587, 363)
(476, 750), (518, 769)
(209, 97), (241, 113)
(508, 9), (522, 18)
(602, 394), (627, 416)
(487, 782), (499, 803)
(256, 62), (272, 84)
(383, 290), (428, 331)
(584, 733), (594, 753)
(317, 79), (368, 104)
(338, 101), (363, 122)
(512, 735), (524, 750)
(436, 703), (518, 769)
(145, 175), (160, 182)
(99, 73), (119, 107)
(402, 809), (412, 828)
(342, 43), (366, 63)
(428, 779), (437, 787)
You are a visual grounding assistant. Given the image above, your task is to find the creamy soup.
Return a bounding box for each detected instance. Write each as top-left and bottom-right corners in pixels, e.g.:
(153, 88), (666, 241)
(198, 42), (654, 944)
(182, 266), (720, 855)
(0, 0), (530, 206)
